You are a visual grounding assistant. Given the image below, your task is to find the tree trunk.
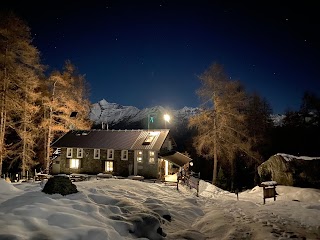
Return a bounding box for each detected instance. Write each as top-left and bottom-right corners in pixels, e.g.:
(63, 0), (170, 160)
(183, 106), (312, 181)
(46, 118), (52, 173)
(0, 101), (5, 177)
(230, 158), (235, 191)
(46, 81), (56, 173)
(0, 47), (8, 177)
(22, 96), (27, 177)
(212, 113), (218, 184)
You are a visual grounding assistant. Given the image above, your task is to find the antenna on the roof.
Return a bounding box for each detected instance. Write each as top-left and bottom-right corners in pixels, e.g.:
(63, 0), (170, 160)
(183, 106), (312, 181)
(105, 115), (109, 130)
(101, 121), (109, 130)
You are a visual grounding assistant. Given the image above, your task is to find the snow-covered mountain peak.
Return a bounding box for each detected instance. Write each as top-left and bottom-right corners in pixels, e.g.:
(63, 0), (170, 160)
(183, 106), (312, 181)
(90, 100), (284, 127)
(270, 114), (285, 127)
(89, 100), (140, 124)
(98, 99), (124, 110)
(89, 100), (199, 125)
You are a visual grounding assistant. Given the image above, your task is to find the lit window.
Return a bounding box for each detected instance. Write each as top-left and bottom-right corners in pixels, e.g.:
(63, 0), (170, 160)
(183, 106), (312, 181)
(142, 131), (160, 145)
(149, 151), (155, 164)
(70, 159), (80, 169)
(137, 150), (143, 163)
(66, 148), (73, 158)
(77, 148), (83, 158)
(107, 149), (114, 160)
(105, 161), (113, 172)
(94, 149), (100, 159)
(121, 150), (128, 160)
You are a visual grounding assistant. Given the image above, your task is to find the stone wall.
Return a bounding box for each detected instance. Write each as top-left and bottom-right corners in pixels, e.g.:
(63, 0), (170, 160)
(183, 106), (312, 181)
(57, 148), (158, 178)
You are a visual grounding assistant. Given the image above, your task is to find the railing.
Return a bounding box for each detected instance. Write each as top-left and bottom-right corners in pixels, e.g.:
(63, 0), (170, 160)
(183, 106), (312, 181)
(178, 171), (201, 197)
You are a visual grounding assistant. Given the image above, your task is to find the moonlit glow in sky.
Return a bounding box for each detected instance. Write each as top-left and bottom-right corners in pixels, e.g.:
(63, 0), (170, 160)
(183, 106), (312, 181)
(3, 1), (319, 113)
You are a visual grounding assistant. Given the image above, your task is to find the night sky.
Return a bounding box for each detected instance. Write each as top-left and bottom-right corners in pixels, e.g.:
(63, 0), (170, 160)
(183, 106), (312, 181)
(2, 1), (319, 114)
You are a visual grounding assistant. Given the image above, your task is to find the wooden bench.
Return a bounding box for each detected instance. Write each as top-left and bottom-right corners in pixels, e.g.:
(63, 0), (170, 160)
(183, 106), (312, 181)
(34, 173), (52, 181)
(96, 173), (113, 179)
(70, 174), (89, 182)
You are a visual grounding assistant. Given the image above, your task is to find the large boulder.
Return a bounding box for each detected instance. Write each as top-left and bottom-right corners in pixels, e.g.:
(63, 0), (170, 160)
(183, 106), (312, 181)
(258, 153), (320, 189)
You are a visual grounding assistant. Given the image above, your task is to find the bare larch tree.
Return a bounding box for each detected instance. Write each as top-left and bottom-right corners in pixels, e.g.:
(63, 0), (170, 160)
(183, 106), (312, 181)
(189, 63), (255, 187)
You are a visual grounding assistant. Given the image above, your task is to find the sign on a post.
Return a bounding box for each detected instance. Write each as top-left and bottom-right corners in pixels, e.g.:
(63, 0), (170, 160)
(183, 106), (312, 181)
(260, 181), (277, 204)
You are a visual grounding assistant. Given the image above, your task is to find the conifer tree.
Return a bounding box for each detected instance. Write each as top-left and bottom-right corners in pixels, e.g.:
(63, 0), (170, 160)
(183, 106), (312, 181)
(189, 63), (254, 186)
(244, 93), (273, 185)
(246, 93), (273, 159)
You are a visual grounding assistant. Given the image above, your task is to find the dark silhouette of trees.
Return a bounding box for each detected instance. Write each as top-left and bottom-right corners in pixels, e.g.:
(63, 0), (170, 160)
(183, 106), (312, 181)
(274, 91), (320, 157)
(246, 93), (273, 157)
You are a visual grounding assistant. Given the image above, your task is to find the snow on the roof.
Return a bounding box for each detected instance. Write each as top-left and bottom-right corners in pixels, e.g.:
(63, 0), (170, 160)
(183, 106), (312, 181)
(275, 153), (320, 161)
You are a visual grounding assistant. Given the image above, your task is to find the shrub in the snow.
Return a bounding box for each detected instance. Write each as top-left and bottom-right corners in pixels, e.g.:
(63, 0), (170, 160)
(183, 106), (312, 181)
(42, 176), (78, 196)
(216, 167), (228, 190)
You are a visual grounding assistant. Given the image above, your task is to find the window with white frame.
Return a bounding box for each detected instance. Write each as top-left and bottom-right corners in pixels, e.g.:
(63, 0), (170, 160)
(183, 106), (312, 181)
(137, 150), (143, 163)
(107, 149), (114, 160)
(77, 148), (83, 158)
(121, 150), (128, 160)
(70, 159), (80, 169)
(66, 148), (73, 158)
(149, 151), (155, 164)
(105, 161), (113, 172)
(94, 149), (100, 159)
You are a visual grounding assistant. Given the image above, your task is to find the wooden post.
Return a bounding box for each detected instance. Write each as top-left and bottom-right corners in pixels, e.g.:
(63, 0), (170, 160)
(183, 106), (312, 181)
(177, 178), (179, 191)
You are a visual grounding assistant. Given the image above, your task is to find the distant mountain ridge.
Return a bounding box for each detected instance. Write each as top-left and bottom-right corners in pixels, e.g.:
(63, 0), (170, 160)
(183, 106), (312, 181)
(89, 99), (201, 128)
(89, 99), (284, 128)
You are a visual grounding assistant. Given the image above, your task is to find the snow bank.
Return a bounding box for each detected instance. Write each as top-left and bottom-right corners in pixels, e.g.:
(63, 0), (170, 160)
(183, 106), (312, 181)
(198, 180), (229, 198)
(0, 179), (22, 193)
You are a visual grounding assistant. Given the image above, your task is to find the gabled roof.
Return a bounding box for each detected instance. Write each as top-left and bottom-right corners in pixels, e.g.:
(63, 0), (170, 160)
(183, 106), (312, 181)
(51, 129), (170, 151)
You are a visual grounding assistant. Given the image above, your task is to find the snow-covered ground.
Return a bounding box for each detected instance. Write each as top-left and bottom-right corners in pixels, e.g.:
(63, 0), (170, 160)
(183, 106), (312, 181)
(0, 177), (319, 240)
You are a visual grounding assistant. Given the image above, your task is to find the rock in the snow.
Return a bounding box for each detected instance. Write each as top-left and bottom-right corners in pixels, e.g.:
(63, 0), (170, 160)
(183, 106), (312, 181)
(257, 153), (320, 189)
